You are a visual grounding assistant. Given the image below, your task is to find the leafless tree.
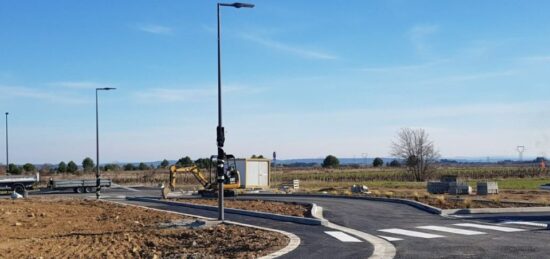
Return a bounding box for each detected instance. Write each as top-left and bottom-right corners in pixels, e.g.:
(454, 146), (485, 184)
(391, 128), (440, 181)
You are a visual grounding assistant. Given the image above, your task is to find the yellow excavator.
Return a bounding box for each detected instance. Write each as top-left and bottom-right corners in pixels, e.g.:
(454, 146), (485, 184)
(163, 156), (241, 198)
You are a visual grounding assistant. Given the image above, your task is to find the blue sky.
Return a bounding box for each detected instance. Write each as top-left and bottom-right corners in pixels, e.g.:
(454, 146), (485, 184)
(1, 0), (550, 164)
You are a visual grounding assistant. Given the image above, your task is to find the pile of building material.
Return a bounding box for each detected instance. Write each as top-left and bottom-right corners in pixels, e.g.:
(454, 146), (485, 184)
(427, 175), (472, 195)
(448, 182), (472, 195)
(477, 181), (498, 195)
(351, 184), (370, 194)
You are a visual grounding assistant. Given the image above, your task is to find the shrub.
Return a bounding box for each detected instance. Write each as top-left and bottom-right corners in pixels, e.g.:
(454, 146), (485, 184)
(322, 155), (340, 168)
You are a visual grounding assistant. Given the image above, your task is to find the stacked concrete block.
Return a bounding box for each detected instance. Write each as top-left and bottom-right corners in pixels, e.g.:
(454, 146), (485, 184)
(440, 175), (458, 183)
(427, 181), (449, 194)
(448, 182), (472, 195)
(477, 181), (498, 195)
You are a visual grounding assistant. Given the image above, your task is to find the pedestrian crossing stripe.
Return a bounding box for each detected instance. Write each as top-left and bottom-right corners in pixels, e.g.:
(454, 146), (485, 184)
(378, 235), (403, 241)
(417, 225), (486, 235)
(453, 223), (524, 232)
(325, 231), (362, 242)
(378, 228), (445, 239)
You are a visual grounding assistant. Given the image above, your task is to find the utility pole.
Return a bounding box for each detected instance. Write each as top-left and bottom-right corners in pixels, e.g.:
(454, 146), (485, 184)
(517, 146), (525, 162)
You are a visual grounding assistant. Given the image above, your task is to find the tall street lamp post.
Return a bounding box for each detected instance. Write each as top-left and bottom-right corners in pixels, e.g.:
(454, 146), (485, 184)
(216, 2), (254, 221)
(4, 112), (8, 174)
(96, 87), (116, 199)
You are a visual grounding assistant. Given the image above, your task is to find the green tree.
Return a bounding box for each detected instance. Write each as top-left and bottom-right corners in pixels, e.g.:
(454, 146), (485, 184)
(67, 161), (78, 173)
(8, 164), (22, 175)
(322, 155), (340, 168)
(160, 159), (170, 168)
(22, 163), (36, 172)
(372, 157), (384, 167)
(389, 159), (402, 167)
(57, 161), (67, 173)
(138, 162), (150, 171)
(124, 163), (136, 171)
(194, 158), (213, 169)
(82, 157), (95, 172)
(176, 156), (193, 167)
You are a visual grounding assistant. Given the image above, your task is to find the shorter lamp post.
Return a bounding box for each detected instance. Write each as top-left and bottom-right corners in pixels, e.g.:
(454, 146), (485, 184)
(95, 87), (116, 199)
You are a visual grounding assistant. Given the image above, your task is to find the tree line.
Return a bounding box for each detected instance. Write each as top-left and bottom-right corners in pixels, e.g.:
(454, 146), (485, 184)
(1, 156), (217, 175)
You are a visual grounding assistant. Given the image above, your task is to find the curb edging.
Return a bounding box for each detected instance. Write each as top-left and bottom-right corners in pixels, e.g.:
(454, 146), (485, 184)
(242, 193), (550, 216)
(127, 196), (327, 226)
(241, 193), (443, 215)
(441, 206), (550, 215)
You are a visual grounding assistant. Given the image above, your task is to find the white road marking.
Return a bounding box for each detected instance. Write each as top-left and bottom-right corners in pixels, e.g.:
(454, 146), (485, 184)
(417, 226), (486, 235)
(325, 231), (362, 242)
(454, 223), (524, 232)
(378, 235), (403, 241)
(502, 221), (548, 228)
(378, 228), (445, 239)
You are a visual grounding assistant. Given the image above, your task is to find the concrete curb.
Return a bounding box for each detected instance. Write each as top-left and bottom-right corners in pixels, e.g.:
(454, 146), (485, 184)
(127, 197), (327, 226)
(441, 206), (550, 215)
(103, 199), (300, 259)
(242, 193), (550, 216)
(241, 193), (443, 215)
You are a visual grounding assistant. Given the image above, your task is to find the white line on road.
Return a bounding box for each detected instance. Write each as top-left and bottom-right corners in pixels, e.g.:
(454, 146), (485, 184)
(378, 236), (403, 242)
(325, 231), (362, 242)
(378, 228), (445, 239)
(501, 221), (548, 228)
(453, 223), (524, 232)
(417, 226), (486, 235)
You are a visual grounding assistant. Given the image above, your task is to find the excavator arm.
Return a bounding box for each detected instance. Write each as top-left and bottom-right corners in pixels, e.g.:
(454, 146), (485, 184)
(168, 165), (211, 191)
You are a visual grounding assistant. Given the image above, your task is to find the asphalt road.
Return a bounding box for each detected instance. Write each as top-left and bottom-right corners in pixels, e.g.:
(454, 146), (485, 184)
(241, 195), (550, 259)
(7, 187), (550, 258)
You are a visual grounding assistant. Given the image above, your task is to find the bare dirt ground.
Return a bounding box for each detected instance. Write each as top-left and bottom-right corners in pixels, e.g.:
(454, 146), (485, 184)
(0, 198), (288, 258)
(176, 198), (311, 217)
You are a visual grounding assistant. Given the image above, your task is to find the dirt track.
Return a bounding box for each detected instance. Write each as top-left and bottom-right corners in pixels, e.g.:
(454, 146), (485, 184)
(0, 198), (288, 258)
(176, 198), (311, 217)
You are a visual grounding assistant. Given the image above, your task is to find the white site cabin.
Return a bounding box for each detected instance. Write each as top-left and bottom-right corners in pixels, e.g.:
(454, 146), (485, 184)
(234, 158), (270, 189)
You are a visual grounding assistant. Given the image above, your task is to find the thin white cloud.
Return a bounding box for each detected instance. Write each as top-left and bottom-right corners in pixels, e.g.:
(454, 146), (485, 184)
(50, 81), (114, 89)
(520, 55), (550, 63)
(135, 85), (266, 102)
(137, 24), (174, 35)
(408, 24), (439, 54)
(241, 34), (338, 60)
(358, 59), (448, 73)
(0, 85), (89, 104)
(419, 70), (518, 85)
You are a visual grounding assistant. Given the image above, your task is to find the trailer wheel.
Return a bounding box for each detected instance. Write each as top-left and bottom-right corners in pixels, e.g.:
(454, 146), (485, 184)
(13, 184), (25, 195)
(75, 187), (84, 193)
(84, 187), (94, 193)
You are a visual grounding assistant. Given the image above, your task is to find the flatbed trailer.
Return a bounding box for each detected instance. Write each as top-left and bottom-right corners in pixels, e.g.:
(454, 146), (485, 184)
(48, 178), (112, 193)
(0, 173), (40, 194)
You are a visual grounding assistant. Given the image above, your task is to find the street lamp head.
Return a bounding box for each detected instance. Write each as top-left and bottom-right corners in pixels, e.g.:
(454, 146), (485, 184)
(4, 112), (8, 115)
(220, 2), (254, 8)
(97, 87), (117, 91)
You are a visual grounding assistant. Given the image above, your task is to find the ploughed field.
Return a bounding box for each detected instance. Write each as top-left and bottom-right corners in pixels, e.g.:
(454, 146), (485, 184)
(176, 198), (311, 217)
(0, 198), (288, 258)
